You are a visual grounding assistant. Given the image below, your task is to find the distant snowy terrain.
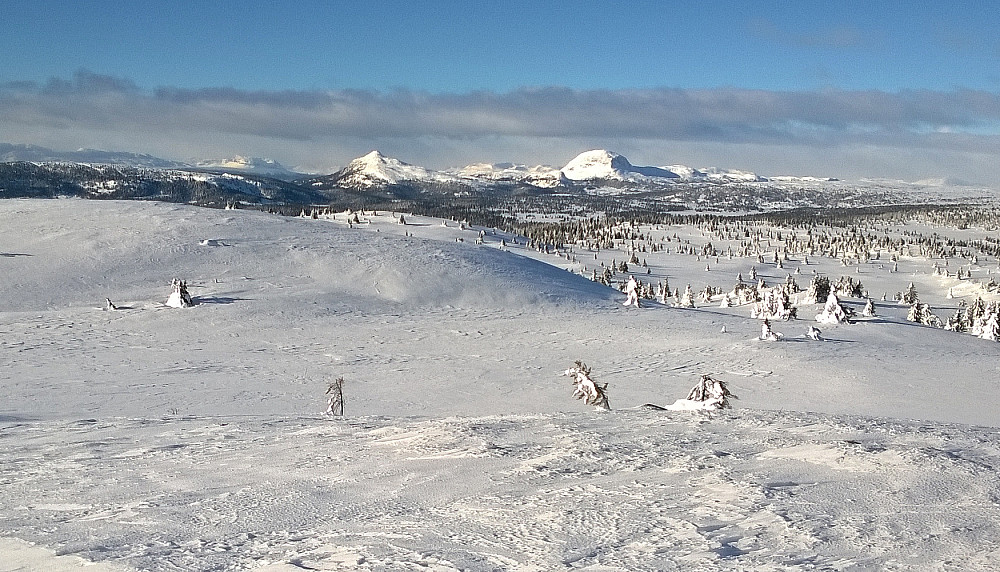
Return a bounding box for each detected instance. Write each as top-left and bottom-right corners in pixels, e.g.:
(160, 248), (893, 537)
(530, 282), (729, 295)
(3, 198), (1000, 570)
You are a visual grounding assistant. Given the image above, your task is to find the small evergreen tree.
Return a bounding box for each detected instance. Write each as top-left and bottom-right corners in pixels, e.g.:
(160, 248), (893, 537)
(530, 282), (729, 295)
(901, 282), (919, 305)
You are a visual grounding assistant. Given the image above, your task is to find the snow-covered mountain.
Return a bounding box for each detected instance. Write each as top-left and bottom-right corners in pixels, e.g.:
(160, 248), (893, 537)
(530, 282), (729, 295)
(328, 150), (462, 189)
(194, 155), (300, 178)
(556, 150), (768, 184)
(0, 143), (191, 169)
(559, 150), (679, 181)
(447, 162), (563, 188)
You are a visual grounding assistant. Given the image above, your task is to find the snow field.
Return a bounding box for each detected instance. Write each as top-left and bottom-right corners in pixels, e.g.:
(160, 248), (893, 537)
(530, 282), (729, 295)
(3, 198), (1000, 570)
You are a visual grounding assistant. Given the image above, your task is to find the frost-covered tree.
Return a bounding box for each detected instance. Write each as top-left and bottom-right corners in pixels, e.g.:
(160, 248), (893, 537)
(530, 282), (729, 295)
(967, 297), (988, 335)
(861, 298), (876, 318)
(622, 275), (639, 307)
(806, 325), (822, 340)
(945, 301), (969, 332)
(667, 374), (738, 410)
(676, 284), (696, 308)
(980, 311), (1000, 342)
(165, 279), (194, 308)
(562, 361), (610, 410)
(802, 275), (831, 305)
(833, 275), (864, 298)
(750, 287), (795, 321)
(907, 302), (942, 328)
(901, 282), (919, 305)
(759, 318), (783, 341)
(816, 292), (850, 324)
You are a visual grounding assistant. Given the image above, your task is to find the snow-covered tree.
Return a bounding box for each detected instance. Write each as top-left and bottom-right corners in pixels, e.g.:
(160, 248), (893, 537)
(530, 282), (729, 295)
(907, 302), (942, 328)
(622, 275), (639, 307)
(562, 361), (610, 410)
(945, 301), (968, 332)
(901, 282), (919, 305)
(667, 374), (738, 410)
(806, 325), (822, 340)
(980, 311), (1000, 342)
(676, 284), (696, 308)
(166, 279), (194, 308)
(105, 298), (117, 311)
(861, 298), (876, 318)
(802, 275), (831, 304)
(759, 318), (783, 341)
(815, 292), (850, 324)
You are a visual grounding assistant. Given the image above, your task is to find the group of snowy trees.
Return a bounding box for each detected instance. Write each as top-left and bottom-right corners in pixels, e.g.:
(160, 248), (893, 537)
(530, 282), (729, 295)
(561, 361), (736, 412)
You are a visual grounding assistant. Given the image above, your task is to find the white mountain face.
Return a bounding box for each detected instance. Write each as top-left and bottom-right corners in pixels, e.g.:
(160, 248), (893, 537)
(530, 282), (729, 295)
(448, 162), (563, 188)
(332, 150), (461, 188)
(0, 143), (191, 169)
(559, 150), (679, 181)
(195, 155), (298, 177)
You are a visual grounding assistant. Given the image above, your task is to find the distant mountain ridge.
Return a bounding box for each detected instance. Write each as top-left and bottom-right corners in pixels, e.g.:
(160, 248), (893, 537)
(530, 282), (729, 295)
(0, 143), (191, 169)
(0, 143), (836, 190)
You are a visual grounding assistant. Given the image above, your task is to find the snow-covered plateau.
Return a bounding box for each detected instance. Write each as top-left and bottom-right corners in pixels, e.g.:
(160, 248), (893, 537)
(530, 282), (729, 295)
(3, 198), (1000, 571)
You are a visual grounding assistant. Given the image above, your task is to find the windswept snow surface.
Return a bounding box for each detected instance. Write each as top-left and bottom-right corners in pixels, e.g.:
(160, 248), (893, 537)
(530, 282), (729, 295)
(3, 199), (1000, 570)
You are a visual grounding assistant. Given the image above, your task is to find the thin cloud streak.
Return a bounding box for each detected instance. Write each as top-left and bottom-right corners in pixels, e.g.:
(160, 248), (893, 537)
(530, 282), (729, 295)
(3, 71), (1000, 182)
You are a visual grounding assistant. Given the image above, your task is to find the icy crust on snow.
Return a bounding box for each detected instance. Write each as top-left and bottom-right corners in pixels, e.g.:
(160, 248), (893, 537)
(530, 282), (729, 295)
(3, 411), (1000, 571)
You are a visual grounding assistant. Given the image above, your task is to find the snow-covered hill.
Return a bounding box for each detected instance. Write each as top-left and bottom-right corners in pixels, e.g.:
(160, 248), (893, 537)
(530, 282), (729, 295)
(326, 150), (464, 189)
(3, 199), (1000, 570)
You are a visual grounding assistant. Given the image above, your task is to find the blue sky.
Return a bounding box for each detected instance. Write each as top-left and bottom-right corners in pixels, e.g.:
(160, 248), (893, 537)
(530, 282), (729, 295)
(3, 1), (1000, 182)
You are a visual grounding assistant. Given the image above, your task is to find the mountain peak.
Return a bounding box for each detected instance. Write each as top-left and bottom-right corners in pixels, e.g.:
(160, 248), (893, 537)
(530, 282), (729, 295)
(561, 150), (677, 181)
(333, 151), (457, 188)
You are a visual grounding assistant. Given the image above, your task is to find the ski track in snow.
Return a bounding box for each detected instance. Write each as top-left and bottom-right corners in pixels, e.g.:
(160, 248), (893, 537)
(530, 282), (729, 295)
(3, 199), (1000, 570)
(4, 412), (1000, 571)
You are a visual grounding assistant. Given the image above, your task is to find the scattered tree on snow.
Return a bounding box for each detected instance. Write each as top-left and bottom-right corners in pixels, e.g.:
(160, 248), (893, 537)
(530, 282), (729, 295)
(861, 298), (877, 318)
(165, 279), (194, 308)
(816, 292), (851, 324)
(806, 325), (822, 340)
(676, 284), (696, 308)
(325, 377), (345, 416)
(562, 361), (610, 410)
(980, 310), (1000, 342)
(667, 374), (738, 410)
(802, 275), (831, 304)
(759, 318), (783, 341)
(622, 275), (640, 307)
(907, 302), (942, 328)
(901, 282), (919, 305)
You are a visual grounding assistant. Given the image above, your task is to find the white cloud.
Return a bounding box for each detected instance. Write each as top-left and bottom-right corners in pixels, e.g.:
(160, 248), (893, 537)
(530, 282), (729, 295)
(3, 71), (1000, 183)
